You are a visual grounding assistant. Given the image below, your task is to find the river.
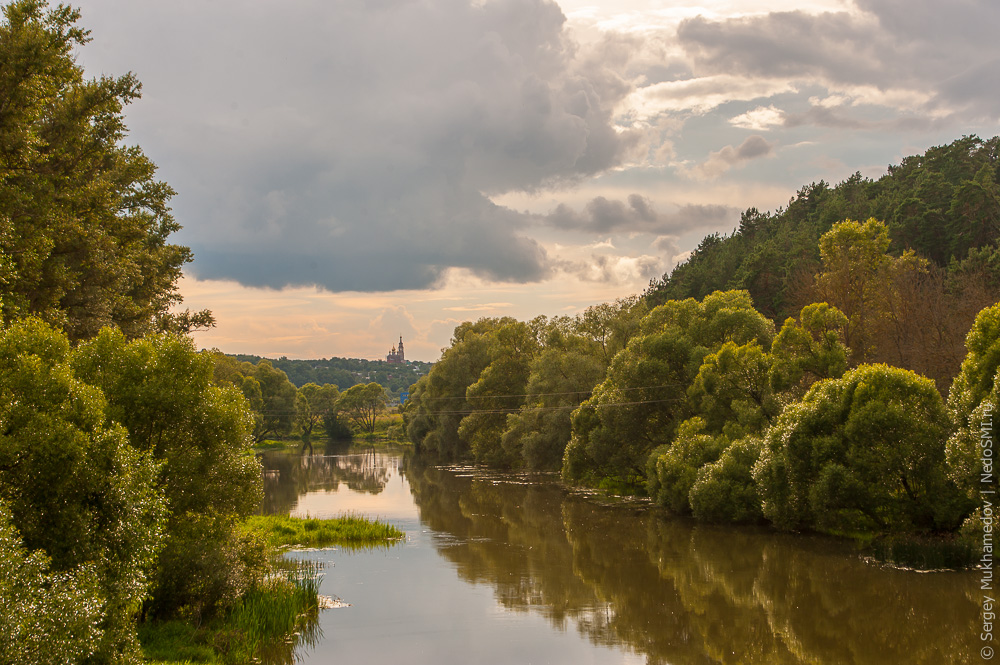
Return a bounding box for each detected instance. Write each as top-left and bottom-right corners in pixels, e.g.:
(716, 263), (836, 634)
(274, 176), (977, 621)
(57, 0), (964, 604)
(260, 446), (977, 664)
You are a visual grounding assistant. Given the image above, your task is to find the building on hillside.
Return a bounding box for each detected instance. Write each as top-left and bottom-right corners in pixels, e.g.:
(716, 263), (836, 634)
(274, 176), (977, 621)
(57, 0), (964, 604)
(386, 336), (405, 364)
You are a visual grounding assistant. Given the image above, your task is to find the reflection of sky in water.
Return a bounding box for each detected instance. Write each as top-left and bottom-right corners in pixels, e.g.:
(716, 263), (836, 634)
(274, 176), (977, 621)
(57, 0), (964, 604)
(289, 459), (420, 524)
(277, 452), (645, 665)
(290, 533), (647, 665)
(267, 450), (978, 665)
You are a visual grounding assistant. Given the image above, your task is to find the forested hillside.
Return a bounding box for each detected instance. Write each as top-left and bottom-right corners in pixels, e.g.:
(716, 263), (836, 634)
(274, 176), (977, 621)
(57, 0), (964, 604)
(647, 135), (1000, 318)
(405, 137), (1000, 557)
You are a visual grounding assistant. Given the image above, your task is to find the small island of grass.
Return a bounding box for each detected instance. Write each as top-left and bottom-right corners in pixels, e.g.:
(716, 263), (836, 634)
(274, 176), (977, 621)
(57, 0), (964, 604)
(245, 514), (405, 549)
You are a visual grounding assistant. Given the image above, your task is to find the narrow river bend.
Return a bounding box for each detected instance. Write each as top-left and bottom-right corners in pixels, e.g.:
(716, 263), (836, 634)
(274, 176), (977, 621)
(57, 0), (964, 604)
(261, 447), (976, 665)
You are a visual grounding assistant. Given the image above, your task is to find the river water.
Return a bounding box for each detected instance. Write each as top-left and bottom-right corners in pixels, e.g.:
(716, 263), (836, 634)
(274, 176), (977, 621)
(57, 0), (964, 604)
(260, 446), (978, 665)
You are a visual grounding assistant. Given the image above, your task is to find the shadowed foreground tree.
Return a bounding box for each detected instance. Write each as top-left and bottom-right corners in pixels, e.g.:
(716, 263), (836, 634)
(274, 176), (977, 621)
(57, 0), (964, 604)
(0, 318), (165, 663)
(71, 328), (266, 621)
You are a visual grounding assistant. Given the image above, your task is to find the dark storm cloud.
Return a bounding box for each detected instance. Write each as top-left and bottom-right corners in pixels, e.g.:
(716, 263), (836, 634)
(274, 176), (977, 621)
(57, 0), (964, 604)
(544, 195), (736, 235)
(75, 0), (640, 292)
(676, 0), (1000, 122)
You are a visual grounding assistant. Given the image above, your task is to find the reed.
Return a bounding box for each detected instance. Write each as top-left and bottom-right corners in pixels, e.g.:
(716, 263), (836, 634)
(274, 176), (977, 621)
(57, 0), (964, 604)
(224, 560), (323, 663)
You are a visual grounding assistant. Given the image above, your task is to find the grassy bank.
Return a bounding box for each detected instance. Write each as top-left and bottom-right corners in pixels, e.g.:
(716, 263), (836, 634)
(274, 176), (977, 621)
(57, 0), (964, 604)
(142, 515), (402, 663)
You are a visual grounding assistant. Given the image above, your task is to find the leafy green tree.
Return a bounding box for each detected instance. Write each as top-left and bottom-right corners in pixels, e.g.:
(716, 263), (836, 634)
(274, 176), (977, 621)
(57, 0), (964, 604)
(0, 502), (104, 665)
(564, 290), (773, 488)
(245, 359), (297, 442)
(813, 218), (893, 361)
(945, 303), (1000, 505)
(754, 364), (960, 534)
(338, 382), (388, 434)
(71, 328), (265, 620)
(688, 339), (778, 437)
(404, 319), (499, 458)
(295, 382), (339, 439)
(458, 319), (539, 466)
(647, 417), (728, 513)
(0, 0), (208, 340)
(577, 296), (648, 363)
(769, 302), (849, 394)
(688, 436), (764, 523)
(501, 333), (606, 471)
(0, 318), (165, 662)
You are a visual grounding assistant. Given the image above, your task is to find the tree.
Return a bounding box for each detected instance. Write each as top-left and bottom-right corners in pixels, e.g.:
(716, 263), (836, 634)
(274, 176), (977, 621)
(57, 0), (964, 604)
(688, 436), (764, 523)
(404, 318), (499, 458)
(687, 339), (779, 437)
(769, 302), (849, 394)
(458, 319), (539, 466)
(945, 303), (1000, 507)
(754, 364), (960, 534)
(0, 318), (165, 662)
(0, 502), (104, 665)
(71, 328), (265, 620)
(247, 359), (298, 442)
(813, 218), (893, 361)
(500, 331), (606, 471)
(0, 0), (209, 340)
(338, 382), (388, 434)
(295, 382), (339, 439)
(646, 417), (728, 513)
(564, 290), (774, 488)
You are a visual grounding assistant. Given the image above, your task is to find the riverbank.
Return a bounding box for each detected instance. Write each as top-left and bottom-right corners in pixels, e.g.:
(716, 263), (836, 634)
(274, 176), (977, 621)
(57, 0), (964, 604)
(140, 514), (402, 664)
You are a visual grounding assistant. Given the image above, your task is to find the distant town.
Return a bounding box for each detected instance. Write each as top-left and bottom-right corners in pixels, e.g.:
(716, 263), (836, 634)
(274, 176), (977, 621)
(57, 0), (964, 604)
(231, 337), (433, 400)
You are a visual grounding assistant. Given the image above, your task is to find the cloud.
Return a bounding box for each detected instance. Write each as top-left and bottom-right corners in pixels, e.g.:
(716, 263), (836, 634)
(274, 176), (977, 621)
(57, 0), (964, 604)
(76, 0), (644, 293)
(620, 75), (797, 119)
(687, 136), (776, 180)
(543, 194), (737, 234)
(675, 1), (1000, 122)
(730, 105), (786, 131)
(562, 254), (664, 285)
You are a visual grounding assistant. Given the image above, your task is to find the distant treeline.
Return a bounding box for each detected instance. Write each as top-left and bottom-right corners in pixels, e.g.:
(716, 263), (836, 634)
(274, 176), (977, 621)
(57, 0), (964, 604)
(403, 136), (1000, 553)
(231, 353), (433, 395)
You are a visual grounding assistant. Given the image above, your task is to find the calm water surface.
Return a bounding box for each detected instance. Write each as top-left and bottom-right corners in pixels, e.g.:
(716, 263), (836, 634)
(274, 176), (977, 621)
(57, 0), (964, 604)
(260, 447), (977, 665)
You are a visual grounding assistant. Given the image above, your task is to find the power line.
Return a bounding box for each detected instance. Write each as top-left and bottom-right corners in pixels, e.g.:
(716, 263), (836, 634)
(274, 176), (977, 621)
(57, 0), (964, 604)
(254, 395), (685, 418)
(403, 382), (687, 402)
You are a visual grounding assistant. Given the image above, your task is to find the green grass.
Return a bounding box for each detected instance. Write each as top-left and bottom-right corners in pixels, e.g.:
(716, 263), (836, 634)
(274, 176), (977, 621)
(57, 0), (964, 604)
(141, 561), (323, 664)
(139, 620), (219, 663)
(244, 514), (404, 549)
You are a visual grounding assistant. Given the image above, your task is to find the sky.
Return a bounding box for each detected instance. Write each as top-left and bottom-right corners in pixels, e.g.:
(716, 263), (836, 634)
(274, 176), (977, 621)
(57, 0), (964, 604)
(68, 0), (1000, 362)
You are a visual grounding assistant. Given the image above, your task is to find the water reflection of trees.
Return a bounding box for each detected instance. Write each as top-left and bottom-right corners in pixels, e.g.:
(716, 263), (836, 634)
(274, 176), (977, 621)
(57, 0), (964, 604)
(259, 449), (394, 515)
(405, 456), (977, 665)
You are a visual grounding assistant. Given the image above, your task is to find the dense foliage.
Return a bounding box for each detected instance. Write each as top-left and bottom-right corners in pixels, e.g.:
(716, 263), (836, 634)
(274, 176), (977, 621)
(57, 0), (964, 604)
(0, 3), (291, 661)
(408, 208), (995, 544)
(0, 318), (165, 662)
(0, 0), (210, 340)
(647, 136), (1000, 390)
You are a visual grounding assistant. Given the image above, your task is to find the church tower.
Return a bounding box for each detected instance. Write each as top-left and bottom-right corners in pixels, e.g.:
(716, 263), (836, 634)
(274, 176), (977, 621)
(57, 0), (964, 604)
(386, 335), (405, 363)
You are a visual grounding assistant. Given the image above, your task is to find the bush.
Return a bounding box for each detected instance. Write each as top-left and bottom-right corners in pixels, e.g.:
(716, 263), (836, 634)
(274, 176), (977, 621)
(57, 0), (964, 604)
(689, 437), (764, 523)
(754, 364), (959, 534)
